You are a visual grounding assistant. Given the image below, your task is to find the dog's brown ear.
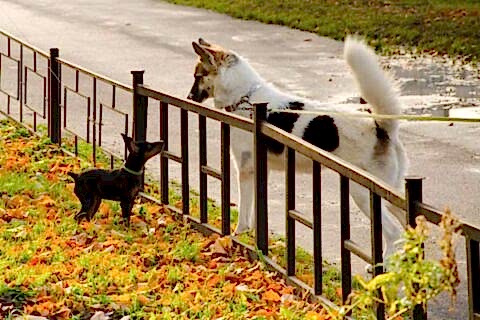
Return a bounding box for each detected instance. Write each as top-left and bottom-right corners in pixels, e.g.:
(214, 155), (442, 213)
(192, 41), (215, 69)
(198, 38), (211, 47)
(121, 133), (135, 153)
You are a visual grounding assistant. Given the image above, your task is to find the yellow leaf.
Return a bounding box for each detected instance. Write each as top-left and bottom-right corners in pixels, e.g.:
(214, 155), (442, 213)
(113, 294), (131, 305)
(306, 310), (327, 320)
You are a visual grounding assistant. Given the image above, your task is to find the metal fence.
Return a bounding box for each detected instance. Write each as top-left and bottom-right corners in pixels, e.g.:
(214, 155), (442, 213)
(1, 29), (479, 320)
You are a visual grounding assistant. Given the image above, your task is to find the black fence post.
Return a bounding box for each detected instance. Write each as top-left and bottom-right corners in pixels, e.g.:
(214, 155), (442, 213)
(340, 175), (351, 307)
(131, 71), (148, 188)
(199, 115), (207, 223)
(254, 103), (268, 255)
(405, 177), (423, 228)
(160, 102), (169, 205)
(49, 48), (61, 144)
(466, 238), (480, 320)
(220, 122), (231, 236)
(405, 176), (427, 320)
(180, 108), (189, 216)
(131, 71), (147, 142)
(370, 191), (385, 319)
(312, 161), (322, 295)
(285, 147), (296, 276)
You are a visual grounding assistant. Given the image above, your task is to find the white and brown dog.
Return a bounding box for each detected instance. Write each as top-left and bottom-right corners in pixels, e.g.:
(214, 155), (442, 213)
(187, 37), (407, 258)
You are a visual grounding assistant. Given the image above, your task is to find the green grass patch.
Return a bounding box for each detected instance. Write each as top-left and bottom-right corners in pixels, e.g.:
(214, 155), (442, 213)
(164, 0), (480, 61)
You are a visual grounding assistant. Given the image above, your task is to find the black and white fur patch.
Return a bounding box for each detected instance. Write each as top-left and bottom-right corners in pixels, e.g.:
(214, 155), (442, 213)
(188, 36), (408, 260)
(265, 102), (304, 154)
(302, 115), (339, 152)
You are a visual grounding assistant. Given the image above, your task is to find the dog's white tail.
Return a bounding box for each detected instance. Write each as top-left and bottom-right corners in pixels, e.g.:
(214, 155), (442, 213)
(344, 36), (400, 137)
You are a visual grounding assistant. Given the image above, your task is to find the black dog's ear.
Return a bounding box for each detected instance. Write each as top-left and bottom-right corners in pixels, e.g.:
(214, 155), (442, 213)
(121, 133), (135, 153)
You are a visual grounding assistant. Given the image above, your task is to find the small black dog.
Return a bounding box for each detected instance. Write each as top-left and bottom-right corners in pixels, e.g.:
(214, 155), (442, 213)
(68, 134), (164, 225)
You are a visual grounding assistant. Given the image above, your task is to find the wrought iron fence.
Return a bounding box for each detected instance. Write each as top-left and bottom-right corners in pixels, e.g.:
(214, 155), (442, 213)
(1, 29), (479, 320)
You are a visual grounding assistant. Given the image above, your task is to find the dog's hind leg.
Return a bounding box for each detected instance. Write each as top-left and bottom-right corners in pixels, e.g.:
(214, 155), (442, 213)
(349, 183), (403, 260)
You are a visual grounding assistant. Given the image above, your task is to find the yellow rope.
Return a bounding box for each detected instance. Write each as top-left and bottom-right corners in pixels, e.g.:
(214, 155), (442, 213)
(267, 108), (480, 123)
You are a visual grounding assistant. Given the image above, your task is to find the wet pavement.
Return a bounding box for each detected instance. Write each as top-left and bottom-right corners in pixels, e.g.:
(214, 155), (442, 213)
(1, 0), (479, 318)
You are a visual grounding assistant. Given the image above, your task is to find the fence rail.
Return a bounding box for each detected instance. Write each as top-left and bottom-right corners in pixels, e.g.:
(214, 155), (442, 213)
(1, 29), (479, 320)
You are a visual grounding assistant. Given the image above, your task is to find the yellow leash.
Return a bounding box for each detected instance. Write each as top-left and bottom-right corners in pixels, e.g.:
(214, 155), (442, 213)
(266, 108), (480, 123)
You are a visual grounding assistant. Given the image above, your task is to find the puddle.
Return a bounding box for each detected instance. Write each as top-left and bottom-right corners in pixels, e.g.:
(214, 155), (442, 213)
(467, 167), (480, 174)
(382, 54), (480, 117)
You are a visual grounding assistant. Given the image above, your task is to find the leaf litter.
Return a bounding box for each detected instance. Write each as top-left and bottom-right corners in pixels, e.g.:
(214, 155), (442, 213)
(0, 120), (328, 319)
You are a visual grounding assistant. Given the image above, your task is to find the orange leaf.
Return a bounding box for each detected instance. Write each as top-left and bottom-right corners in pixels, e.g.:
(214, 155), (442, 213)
(262, 289), (281, 302)
(208, 260), (218, 269)
(99, 203), (111, 216)
(336, 287), (343, 298)
(207, 275), (221, 288)
(297, 273), (314, 285)
(29, 257), (40, 266)
(137, 294), (150, 305)
(35, 195), (56, 207)
(222, 283), (236, 297)
(280, 286), (294, 295)
(267, 283), (282, 291)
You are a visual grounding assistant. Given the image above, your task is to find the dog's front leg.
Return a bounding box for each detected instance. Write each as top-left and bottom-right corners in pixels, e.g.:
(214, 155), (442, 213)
(235, 167), (255, 234)
(231, 146), (256, 234)
(75, 195), (93, 222)
(120, 199), (134, 227)
(87, 197), (101, 221)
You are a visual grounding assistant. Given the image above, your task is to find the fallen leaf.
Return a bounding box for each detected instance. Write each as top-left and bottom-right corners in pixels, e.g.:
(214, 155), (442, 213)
(136, 294), (150, 305)
(90, 311), (109, 320)
(263, 289), (281, 302)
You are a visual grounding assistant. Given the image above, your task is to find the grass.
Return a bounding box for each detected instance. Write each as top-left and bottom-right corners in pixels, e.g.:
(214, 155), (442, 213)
(0, 119), (331, 319)
(163, 0), (480, 61)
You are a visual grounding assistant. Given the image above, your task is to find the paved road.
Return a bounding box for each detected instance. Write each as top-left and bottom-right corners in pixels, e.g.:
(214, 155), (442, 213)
(1, 0), (479, 318)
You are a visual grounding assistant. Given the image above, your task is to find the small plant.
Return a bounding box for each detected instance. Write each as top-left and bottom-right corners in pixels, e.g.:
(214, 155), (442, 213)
(325, 210), (460, 319)
(0, 284), (35, 310)
(172, 240), (201, 262)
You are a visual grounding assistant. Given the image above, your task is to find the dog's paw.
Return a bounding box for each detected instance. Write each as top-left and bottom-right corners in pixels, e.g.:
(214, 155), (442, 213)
(364, 264), (373, 274)
(74, 212), (87, 222)
(233, 226), (251, 236)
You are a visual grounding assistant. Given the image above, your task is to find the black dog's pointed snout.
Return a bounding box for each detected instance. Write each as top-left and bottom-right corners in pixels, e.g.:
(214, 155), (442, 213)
(187, 92), (194, 100)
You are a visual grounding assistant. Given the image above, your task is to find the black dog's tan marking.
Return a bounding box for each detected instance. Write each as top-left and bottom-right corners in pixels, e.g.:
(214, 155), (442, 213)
(68, 134), (164, 225)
